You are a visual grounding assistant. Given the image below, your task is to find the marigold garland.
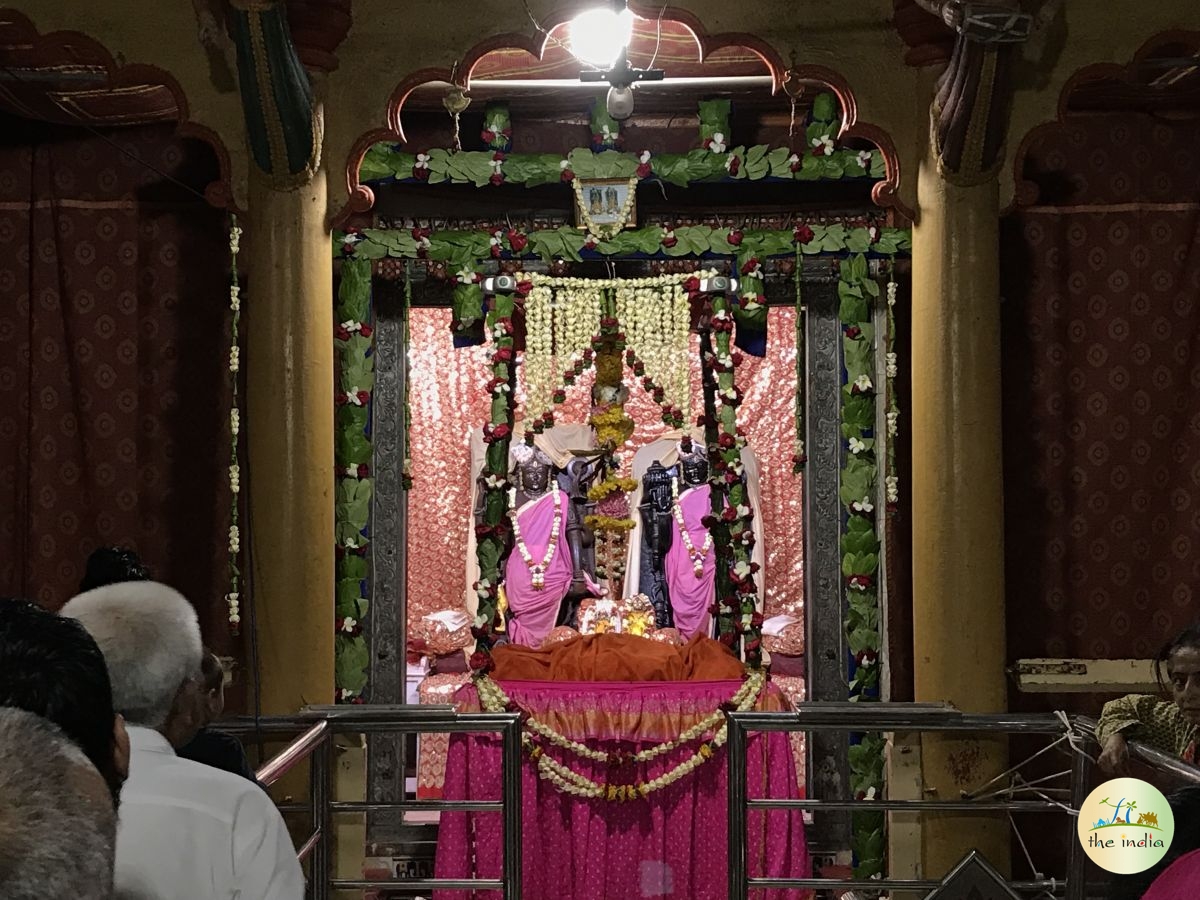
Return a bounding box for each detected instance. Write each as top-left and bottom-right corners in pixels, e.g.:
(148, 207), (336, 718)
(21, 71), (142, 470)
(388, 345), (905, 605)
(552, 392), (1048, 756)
(475, 669), (766, 800)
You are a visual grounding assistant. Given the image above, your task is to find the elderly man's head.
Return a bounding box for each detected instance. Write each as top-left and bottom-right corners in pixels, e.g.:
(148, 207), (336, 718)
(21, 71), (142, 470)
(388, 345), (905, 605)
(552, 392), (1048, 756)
(62, 582), (204, 740)
(0, 598), (128, 801)
(0, 707), (117, 899)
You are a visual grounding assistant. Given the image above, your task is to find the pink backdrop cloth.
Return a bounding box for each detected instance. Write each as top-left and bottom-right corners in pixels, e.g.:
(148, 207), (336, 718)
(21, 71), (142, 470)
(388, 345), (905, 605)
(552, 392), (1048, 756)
(433, 680), (811, 900)
(1143, 849), (1200, 900)
(506, 492), (573, 648)
(665, 484), (716, 641)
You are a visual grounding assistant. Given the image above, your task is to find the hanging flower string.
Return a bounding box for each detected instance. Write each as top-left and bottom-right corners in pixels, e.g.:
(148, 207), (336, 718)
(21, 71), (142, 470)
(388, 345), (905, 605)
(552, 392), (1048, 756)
(701, 287), (762, 667)
(225, 216), (243, 633)
(471, 284), (523, 671)
(476, 669), (766, 801)
(793, 244), (807, 474)
(885, 261), (899, 513)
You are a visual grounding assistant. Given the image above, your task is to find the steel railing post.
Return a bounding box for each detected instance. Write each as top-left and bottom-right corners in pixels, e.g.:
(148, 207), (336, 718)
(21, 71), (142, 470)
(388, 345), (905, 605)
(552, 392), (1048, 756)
(501, 717), (523, 900)
(310, 734), (332, 900)
(727, 714), (748, 900)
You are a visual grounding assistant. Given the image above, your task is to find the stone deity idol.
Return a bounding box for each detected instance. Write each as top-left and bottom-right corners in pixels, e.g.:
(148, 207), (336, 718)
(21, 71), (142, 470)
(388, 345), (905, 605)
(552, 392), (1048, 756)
(637, 440), (716, 640)
(491, 444), (600, 647)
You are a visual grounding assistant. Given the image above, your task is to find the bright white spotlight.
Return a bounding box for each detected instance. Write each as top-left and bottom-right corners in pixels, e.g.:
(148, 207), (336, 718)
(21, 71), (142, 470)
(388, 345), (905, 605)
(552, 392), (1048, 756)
(569, 5), (634, 69)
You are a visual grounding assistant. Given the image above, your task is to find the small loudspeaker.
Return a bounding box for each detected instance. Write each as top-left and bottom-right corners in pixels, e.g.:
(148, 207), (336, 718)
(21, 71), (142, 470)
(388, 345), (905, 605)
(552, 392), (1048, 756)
(486, 274), (518, 294)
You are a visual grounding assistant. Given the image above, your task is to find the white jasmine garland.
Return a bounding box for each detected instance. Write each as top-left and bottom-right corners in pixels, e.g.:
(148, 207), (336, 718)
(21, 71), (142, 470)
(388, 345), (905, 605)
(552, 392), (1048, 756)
(886, 475), (899, 503)
(226, 219), (243, 630)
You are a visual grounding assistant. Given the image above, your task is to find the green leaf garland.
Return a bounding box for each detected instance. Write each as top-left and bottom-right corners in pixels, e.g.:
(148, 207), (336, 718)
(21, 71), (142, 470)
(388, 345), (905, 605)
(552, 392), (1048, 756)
(839, 253), (885, 877)
(333, 257), (374, 703)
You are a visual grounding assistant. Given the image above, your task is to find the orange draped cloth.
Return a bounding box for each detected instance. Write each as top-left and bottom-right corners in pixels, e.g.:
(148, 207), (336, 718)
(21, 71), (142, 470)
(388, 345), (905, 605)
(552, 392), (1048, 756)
(491, 632), (747, 682)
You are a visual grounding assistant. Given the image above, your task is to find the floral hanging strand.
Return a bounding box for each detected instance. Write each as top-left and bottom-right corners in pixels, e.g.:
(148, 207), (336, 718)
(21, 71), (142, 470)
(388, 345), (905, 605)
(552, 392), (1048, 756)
(471, 285), (521, 670)
(885, 260), (899, 514)
(401, 267), (414, 490)
(701, 288), (762, 667)
(793, 244), (807, 474)
(225, 216), (243, 633)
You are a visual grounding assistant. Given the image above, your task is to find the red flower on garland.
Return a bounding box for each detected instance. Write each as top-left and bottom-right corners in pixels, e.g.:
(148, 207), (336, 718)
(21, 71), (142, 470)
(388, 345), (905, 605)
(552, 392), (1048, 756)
(469, 651), (495, 673)
(844, 325), (861, 339)
(721, 506), (738, 523)
(661, 231), (678, 249)
(636, 161), (652, 179)
(728, 229), (744, 246)
(560, 167), (575, 182)
(413, 165), (430, 182)
(493, 347), (514, 363)
(335, 324), (351, 341)
(355, 390), (370, 406)
(683, 276), (701, 294)
(483, 423), (512, 444)
(481, 129), (496, 143)
(342, 242), (356, 256)
(847, 574), (874, 591)
(489, 173), (505, 186)
(517, 279), (533, 295)
(360, 323), (373, 338)
(726, 155), (741, 176)
(739, 257), (761, 277)
(507, 230), (529, 253)
(357, 463), (370, 478)
(794, 224), (815, 245)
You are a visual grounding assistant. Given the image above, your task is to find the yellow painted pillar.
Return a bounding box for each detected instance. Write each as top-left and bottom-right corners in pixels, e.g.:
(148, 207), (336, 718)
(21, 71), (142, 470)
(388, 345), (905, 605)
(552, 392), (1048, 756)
(245, 168), (335, 713)
(910, 144), (1009, 876)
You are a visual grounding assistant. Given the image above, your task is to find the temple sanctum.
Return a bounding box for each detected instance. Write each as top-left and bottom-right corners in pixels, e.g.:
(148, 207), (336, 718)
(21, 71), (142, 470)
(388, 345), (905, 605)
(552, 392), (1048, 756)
(1, 1), (1199, 898)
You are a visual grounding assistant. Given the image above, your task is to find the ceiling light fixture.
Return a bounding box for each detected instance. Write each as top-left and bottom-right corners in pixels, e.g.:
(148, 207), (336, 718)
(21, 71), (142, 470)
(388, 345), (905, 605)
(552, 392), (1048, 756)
(572, 2), (663, 121)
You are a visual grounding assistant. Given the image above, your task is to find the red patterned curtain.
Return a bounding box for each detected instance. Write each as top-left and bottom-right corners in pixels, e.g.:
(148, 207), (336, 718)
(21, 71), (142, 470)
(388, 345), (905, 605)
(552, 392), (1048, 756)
(0, 118), (233, 645)
(1002, 116), (1200, 660)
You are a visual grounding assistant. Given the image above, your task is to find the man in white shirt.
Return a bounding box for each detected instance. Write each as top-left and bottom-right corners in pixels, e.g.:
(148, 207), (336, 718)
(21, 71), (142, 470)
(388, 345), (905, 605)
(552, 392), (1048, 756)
(63, 582), (304, 900)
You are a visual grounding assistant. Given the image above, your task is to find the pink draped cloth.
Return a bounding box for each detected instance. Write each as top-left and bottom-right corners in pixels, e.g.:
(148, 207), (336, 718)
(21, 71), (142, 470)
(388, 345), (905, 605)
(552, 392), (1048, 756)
(433, 680), (811, 900)
(1143, 849), (1200, 899)
(506, 492), (573, 648)
(665, 485), (716, 640)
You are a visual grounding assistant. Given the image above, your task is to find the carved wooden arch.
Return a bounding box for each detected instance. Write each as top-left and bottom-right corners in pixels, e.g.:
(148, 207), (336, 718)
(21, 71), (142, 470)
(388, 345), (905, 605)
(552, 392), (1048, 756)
(0, 10), (239, 212)
(1008, 29), (1200, 211)
(334, 4), (912, 226)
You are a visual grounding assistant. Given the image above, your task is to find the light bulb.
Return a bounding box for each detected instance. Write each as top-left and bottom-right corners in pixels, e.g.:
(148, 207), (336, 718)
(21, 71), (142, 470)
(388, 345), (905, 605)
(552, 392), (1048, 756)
(569, 5), (634, 68)
(606, 85), (635, 120)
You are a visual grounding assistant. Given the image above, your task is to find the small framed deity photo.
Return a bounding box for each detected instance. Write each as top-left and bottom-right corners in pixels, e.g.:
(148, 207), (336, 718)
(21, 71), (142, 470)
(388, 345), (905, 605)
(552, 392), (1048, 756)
(574, 177), (637, 231)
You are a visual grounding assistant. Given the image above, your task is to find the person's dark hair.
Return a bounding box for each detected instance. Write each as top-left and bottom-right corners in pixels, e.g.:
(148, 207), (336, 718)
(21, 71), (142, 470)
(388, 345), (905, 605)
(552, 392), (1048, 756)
(0, 599), (121, 802)
(1109, 785), (1200, 900)
(1153, 622), (1200, 695)
(79, 547), (150, 594)
(200, 651), (224, 694)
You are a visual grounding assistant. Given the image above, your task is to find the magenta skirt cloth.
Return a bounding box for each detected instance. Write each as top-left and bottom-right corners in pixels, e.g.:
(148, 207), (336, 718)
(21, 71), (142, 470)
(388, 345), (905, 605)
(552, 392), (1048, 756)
(433, 679), (812, 900)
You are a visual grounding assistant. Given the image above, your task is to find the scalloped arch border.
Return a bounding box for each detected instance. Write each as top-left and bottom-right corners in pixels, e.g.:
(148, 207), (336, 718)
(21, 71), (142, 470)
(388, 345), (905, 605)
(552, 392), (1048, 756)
(1, 10), (239, 213)
(1007, 29), (1200, 212)
(334, 4), (913, 227)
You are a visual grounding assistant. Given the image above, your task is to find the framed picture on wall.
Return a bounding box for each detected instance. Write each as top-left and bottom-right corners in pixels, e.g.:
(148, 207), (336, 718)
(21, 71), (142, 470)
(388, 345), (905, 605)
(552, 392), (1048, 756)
(573, 177), (637, 234)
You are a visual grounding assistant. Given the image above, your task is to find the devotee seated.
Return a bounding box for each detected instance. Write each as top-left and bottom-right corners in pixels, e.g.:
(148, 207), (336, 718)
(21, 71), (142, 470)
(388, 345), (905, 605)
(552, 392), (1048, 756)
(0, 707), (118, 900)
(1097, 623), (1200, 773)
(0, 597), (128, 802)
(177, 650), (259, 784)
(63, 582), (304, 899)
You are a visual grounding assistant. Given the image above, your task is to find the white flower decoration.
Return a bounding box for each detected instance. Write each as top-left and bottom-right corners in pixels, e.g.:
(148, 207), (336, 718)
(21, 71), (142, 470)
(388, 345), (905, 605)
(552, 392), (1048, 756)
(886, 475), (899, 503)
(456, 267), (476, 284)
(559, 158), (571, 170)
(414, 152), (430, 169)
(853, 374), (873, 393)
(812, 134), (834, 156)
(708, 132), (727, 153)
(851, 496), (874, 514)
(724, 152), (738, 172)
(848, 437), (867, 455)
(346, 388), (363, 406)
(787, 152), (799, 167)
(887, 281), (898, 307)
(887, 409), (899, 437)
(340, 617), (358, 634)
(639, 150), (651, 164)
(857, 149), (873, 170)
(886, 352), (898, 379)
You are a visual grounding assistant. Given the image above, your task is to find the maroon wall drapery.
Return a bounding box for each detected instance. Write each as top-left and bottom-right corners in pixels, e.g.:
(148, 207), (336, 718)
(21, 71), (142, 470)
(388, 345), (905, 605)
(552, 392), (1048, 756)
(1002, 116), (1200, 663)
(0, 117), (235, 651)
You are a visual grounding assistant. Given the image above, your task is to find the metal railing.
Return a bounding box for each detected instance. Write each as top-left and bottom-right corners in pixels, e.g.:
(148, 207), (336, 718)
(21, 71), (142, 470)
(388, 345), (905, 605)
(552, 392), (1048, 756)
(726, 703), (1200, 899)
(242, 704), (523, 899)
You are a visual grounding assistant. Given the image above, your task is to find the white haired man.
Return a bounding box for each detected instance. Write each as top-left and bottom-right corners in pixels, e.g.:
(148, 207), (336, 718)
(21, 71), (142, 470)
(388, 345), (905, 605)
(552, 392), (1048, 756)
(62, 582), (304, 899)
(0, 707), (117, 899)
